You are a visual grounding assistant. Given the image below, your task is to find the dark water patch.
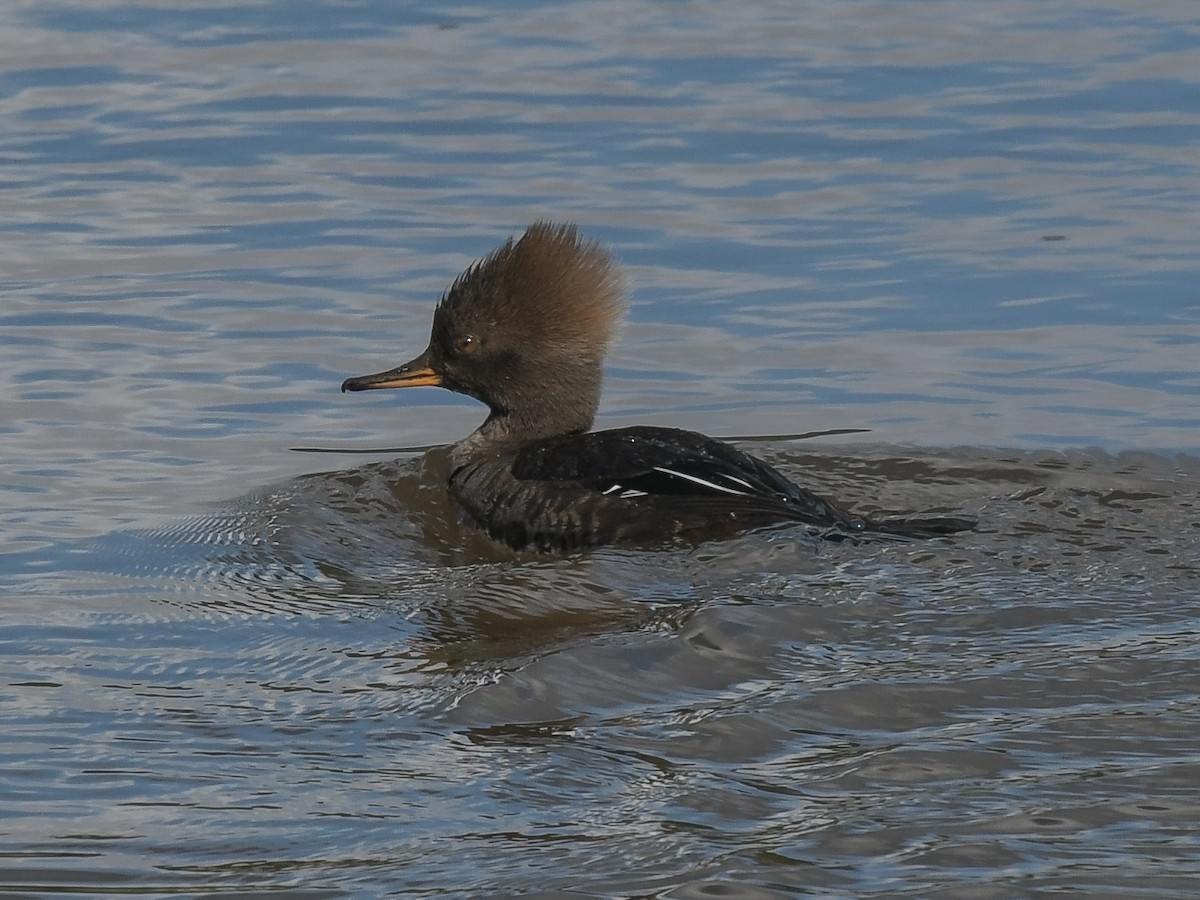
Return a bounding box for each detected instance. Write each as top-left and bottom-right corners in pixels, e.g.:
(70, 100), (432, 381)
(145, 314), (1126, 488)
(3, 443), (1198, 895)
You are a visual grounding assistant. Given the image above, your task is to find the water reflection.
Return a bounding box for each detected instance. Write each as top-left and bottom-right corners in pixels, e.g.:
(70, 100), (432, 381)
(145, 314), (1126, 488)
(3, 438), (1198, 893)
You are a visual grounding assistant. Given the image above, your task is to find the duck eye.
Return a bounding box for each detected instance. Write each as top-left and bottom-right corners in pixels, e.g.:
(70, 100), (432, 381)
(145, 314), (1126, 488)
(453, 334), (478, 356)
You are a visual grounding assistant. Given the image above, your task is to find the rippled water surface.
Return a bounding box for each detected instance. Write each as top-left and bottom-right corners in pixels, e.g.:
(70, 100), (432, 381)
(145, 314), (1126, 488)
(2, 1), (1199, 897)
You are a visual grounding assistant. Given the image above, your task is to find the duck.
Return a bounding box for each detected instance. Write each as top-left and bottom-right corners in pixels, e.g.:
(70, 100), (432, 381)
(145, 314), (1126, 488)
(342, 222), (974, 552)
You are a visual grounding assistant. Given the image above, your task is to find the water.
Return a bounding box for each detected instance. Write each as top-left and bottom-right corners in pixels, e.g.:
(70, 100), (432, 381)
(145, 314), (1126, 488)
(2, 1), (1199, 896)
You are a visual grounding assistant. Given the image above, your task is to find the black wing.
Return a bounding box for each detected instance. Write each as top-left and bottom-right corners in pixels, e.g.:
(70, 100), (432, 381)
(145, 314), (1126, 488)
(511, 425), (865, 531)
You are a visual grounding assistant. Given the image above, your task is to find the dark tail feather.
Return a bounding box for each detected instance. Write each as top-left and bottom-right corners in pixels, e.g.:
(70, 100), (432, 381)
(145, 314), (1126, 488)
(867, 514), (978, 538)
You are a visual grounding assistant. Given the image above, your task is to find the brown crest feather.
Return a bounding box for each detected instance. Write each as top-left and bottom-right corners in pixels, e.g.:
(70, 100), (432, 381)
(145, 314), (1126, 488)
(438, 221), (627, 358)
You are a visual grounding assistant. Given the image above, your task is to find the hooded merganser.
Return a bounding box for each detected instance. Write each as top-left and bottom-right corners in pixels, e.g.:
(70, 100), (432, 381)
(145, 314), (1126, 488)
(342, 222), (974, 552)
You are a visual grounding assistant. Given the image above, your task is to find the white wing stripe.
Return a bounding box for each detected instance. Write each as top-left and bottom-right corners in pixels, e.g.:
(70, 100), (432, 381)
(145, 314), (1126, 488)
(719, 474), (755, 490)
(652, 465), (750, 496)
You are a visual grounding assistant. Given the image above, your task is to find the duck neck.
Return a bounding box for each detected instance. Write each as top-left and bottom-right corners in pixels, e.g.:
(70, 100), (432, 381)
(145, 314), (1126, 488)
(454, 370), (601, 461)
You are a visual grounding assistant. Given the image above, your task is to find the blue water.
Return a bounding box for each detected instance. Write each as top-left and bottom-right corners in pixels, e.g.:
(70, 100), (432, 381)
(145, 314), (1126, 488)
(2, 1), (1199, 896)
